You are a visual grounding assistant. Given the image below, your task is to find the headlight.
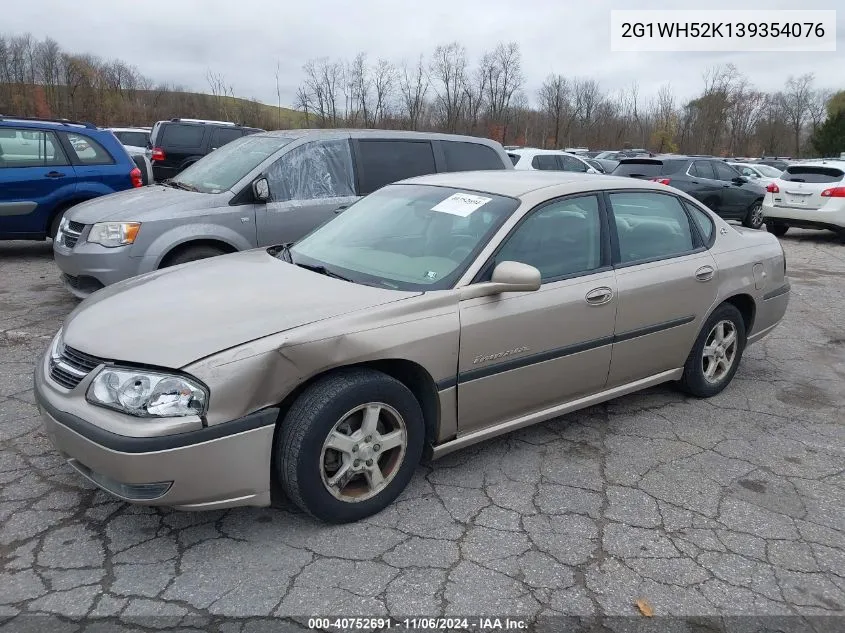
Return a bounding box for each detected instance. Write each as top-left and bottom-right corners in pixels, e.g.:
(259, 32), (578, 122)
(87, 222), (140, 247)
(86, 368), (207, 417)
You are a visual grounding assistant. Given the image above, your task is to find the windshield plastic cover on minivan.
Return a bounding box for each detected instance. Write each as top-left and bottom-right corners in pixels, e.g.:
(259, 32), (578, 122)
(170, 136), (294, 193)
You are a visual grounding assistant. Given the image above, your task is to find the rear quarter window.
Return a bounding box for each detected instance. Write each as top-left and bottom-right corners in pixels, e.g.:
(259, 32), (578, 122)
(356, 139), (437, 194)
(161, 124), (206, 148)
(781, 166), (844, 183)
(441, 141), (505, 171)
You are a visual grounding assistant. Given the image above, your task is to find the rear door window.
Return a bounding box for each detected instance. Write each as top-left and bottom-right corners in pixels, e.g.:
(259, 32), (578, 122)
(713, 162), (740, 182)
(161, 124), (205, 149)
(441, 141), (504, 171)
(612, 161), (663, 178)
(691, 161), (716, 179)
(780, 166), (844, 183)
(210, 127), (244, 149)
(356, 140), (436, 194)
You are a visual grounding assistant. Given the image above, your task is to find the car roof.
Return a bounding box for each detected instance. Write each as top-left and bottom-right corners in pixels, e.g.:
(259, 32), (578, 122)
(108, 127), (151, 133)
(257, 129), (504, 148)
(399, 170), (666, 198)
(509, 148), (580, 157)
(784, 159), (845, 169)
(0, 118), (97, 131)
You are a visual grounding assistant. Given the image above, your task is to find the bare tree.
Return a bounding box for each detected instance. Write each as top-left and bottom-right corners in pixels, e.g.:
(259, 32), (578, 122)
(537, 74), (569, 148)
(481, 42), (523, 142)
(780, 73), (814, 156)
(429, 42), (467, 133)
(398, 55), (429, 130)
(274, 61), (282, 129)
(372, 58), (395, 126)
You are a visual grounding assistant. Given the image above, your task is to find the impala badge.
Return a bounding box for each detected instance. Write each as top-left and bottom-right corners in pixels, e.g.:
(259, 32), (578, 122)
(473, 346), (529, 365)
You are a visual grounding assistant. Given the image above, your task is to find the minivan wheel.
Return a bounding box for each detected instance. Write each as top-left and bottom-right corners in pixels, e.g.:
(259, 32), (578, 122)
(276, 368), (424, 523)
(678, 303), (746, 398)
(743, 202), (764, 230)
(767, 222), (789, 237)
(162, 245), (227, 267)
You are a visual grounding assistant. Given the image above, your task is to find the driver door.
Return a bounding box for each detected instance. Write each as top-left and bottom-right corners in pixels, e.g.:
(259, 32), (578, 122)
(456, 194), (617, 434)
(255, 138), (359, 246)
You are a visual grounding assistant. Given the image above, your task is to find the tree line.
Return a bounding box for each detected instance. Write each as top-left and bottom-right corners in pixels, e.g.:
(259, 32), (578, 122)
(295, 44), (842, 157)
(0, 32), (289, 131)
(1, 32), (842, 157)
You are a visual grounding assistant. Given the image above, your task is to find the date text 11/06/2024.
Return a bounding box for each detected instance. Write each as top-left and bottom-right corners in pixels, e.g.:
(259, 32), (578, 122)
(307, 617), (530, 630)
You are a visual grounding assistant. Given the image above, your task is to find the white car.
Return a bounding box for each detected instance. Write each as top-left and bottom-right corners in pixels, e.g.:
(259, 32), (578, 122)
(106, 127), (153, 185)
(729, 162), (783, 188)
(508, 148), (602, 174)
(761, 160), (845, 239)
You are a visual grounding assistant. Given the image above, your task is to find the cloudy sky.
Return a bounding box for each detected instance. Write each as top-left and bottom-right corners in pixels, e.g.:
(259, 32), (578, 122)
(4, 0), (843, 108)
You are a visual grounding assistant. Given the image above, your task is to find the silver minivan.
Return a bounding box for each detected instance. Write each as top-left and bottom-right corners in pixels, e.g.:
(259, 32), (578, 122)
(53, 129), (513, 297)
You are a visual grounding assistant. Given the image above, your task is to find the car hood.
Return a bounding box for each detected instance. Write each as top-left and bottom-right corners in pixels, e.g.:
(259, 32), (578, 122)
(64, 186), (226, 223)
(61, 249), (420, 368)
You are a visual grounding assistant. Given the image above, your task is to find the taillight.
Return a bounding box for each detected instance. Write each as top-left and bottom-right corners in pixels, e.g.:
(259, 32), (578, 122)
(649, 178), (671, 185)
(129, 167), (143, 188)
(820, 186), (845, 198)
(766, 182), (779, 193)
(151, 147), (165, 161)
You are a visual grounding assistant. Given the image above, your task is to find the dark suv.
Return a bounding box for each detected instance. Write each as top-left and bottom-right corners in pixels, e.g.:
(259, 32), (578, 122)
(149, 119), (263, 182)
(612, 156), (767, 229)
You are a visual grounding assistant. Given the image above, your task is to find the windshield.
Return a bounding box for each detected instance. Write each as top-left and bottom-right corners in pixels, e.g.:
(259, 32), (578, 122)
(756, 164), (783, 178)
(290, 184), (519, 291)
(170, 135), (292, 193)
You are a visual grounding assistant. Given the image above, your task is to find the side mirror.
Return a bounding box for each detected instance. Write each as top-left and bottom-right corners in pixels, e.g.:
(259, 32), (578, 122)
(252, 177), (270, 202)
(459, 261), (541, 300)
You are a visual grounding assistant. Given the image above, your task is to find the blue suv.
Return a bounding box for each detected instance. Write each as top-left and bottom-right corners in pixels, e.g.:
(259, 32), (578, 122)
(0, 116), (143, 241)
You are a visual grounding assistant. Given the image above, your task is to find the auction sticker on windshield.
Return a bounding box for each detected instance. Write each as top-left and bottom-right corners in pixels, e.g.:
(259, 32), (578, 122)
(431, 192), (492, 217)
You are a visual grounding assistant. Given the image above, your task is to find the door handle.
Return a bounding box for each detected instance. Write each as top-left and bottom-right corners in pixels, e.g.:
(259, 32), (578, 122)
(585, 287), (613, 305)
(334, 205), (349, 214)
(695, 266), (715, 282)
(45, 171), (65, 178)
(690, 180), (699, 184)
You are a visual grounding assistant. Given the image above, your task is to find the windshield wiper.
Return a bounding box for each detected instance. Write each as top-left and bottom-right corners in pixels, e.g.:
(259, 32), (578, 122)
(162, 179), (198, 192)
(294, 262), (353, 282)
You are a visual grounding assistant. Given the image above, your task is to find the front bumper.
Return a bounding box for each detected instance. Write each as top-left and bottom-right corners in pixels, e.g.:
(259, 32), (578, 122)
(34, 349), (277, 510)
(53, 238), (146, 298)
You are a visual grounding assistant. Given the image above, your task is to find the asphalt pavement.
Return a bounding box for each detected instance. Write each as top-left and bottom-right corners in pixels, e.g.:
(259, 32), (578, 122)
(0, 232), (843, 630)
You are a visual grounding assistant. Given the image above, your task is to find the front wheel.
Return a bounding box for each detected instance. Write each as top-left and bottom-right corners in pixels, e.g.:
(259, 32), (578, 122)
(162, 245), (226, 267)
(276, 368), (424, 523)
(743, 201), (765, 230)
(678, 303), (746, 398)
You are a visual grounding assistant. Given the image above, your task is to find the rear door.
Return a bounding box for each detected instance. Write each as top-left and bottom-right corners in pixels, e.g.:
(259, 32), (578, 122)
(353, 138), (438, 193)
(712, 160), (755, 218)
(687, 161), (725, 212)
(775, 165), (845, 210)
(606, 190), (717, 387)
(0, 128), (76, 236)
(61, 131), (126, 192)
(255, 137), (358, 245)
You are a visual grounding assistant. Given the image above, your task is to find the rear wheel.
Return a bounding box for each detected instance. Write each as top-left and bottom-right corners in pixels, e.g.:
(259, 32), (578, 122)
(49, 205), (72, 240)
(767, 221), (789, 237)
(276, 368), (424, 523)
(678, 303), (746, 398)
(162, 244), (227, 267)
(743, 201), (764, 230)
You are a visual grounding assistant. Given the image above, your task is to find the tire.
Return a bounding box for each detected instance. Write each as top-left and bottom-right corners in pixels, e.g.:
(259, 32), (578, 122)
(678, 303), (747, 398)
(276, 368), (424, 523)
(767, 222), (789, 237)
(49, 205), (71, 240)
(162, 245), (226, 267)
(742, 201), (765, 230)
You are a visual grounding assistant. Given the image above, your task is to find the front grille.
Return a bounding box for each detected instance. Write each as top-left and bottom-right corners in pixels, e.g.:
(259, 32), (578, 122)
(49, 344), (106, 390)
(62, 221), (85, 249)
